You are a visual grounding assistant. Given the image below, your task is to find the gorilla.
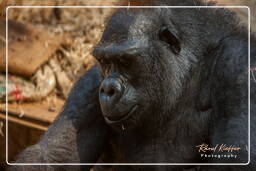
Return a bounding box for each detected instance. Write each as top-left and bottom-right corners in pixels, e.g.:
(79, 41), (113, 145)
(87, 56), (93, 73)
(8, 0), (256, 170)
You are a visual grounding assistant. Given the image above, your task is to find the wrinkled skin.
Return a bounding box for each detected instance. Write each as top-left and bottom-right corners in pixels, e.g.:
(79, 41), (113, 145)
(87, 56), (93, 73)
(8, 0), (256, 171)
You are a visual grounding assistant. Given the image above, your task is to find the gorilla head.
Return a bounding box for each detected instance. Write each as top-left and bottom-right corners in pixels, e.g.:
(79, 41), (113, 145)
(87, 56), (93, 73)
(93, 1), (242, 131)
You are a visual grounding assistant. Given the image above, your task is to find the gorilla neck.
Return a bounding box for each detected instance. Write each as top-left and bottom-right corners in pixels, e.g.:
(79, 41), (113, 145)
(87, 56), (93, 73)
(115, 104), (212, 163)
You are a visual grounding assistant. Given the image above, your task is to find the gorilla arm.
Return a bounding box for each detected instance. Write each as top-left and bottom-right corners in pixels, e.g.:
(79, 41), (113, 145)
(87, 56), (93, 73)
(202, 36), (255, 170)
(8, 66), (111, 171)
(210, 36), (250, 162)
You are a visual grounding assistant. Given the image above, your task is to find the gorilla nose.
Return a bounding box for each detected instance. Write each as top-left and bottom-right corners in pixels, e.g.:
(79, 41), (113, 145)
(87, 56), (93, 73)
(99, 78), (124, 112)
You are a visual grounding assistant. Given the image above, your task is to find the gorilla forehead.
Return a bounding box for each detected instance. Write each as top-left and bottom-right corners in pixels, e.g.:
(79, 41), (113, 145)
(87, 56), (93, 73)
(101, 8), (162, 43)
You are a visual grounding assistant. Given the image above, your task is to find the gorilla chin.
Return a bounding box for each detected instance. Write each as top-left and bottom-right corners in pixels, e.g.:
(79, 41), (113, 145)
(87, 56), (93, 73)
(103, 104), (138, 124)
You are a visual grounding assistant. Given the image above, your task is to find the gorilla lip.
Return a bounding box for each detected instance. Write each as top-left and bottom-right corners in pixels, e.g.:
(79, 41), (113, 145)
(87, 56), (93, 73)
(104, 105), (138, 124)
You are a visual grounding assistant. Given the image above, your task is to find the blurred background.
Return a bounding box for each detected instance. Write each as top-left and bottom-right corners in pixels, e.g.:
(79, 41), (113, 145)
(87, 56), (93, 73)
(0, 0), (255, 169)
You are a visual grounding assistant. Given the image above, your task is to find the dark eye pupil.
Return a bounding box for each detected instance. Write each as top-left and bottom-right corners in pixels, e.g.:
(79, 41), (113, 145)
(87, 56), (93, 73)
(159, 26), (181, 54)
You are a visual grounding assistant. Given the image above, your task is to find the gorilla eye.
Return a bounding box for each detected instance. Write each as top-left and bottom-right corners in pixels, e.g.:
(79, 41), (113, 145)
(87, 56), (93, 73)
(159, 26), (181, 54)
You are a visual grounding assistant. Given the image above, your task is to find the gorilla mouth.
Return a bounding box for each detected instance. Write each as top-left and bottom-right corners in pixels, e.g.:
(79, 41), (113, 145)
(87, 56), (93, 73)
(104, 105), (138, 124)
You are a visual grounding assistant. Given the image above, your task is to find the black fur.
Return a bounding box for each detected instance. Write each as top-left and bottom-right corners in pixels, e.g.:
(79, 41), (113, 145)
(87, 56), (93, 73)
(8, 67), (110, 171)
(8, 0), (256, 170)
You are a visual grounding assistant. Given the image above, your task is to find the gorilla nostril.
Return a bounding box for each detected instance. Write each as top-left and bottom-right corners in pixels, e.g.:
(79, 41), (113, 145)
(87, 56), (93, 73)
(107, 88), (115, 97)
(100, 85), (116, 97)
(99, 77), (124, 106)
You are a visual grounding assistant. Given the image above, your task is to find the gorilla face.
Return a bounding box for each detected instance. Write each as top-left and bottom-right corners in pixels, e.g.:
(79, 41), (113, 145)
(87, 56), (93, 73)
(93, 8), (210, 130)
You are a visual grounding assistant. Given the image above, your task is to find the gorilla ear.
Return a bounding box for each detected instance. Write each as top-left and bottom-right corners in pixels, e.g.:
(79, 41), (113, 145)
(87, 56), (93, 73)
(159, 26), (181, 55)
